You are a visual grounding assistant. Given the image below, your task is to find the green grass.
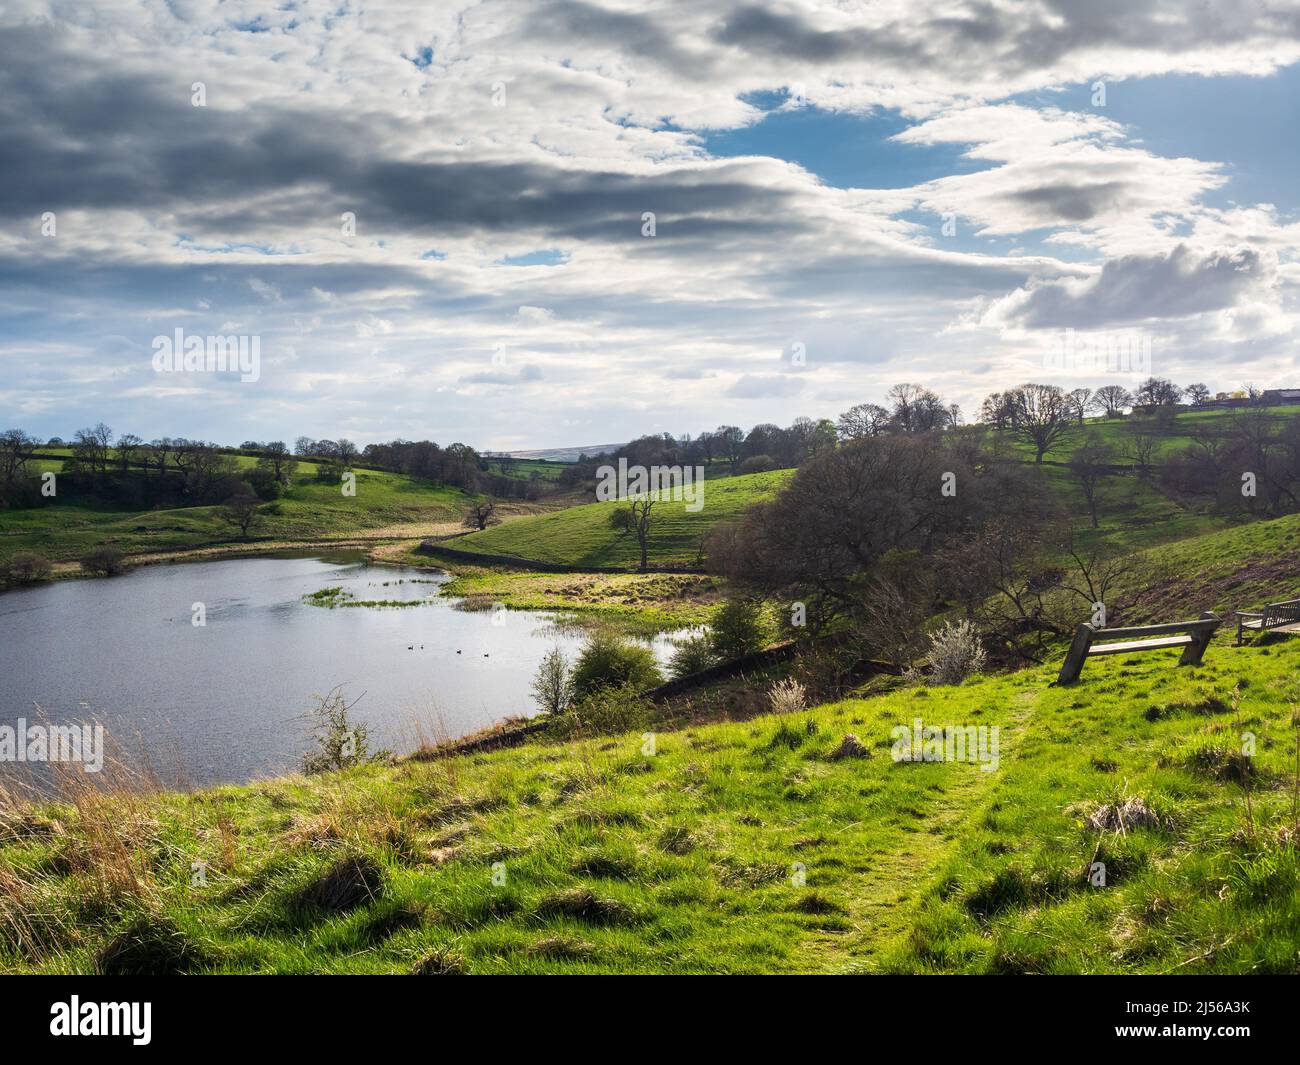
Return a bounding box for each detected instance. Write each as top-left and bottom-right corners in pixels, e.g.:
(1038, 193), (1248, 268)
(0, 467), (473, 564)
(3, 638), (1297, 973)
(449, 470), (793, 569)
(1014, 405), (1300, 464)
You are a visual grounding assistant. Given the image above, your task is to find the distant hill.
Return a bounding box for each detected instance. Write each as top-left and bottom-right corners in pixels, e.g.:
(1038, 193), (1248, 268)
(499, 443), (626, 463)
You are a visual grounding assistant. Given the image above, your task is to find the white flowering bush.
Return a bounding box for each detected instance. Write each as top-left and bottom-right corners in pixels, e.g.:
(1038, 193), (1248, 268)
(925, 619), (987, 686)
(767, 677), (808, 715)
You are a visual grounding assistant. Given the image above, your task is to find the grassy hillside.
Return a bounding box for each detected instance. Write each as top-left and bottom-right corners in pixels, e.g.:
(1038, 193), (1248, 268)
(2, 637), (1296, 974)
(449, 470), (793, 568)
(0, 466), (474, 565)
(1009, 405), (1300, 464)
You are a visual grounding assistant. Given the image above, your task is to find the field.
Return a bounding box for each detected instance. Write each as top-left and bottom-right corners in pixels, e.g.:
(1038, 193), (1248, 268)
(448, 470), (793, 568)
(2, 631), (1295, 974)
(0, 463), (477, 565)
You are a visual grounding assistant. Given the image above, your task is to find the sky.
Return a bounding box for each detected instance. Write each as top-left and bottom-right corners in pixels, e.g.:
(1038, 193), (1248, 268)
(3, 0), (1300, 451)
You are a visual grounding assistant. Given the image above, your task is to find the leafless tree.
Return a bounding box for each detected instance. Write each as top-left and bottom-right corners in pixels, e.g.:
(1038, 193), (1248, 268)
(1011, 383), (1074, 463)
(836, 402), (889, 441)
(1066, 387), (1095, 426)
(463, 500), (500, 531)
(609, 497), (655, 571)
(0, 429), (39, 504)
(1095, 385), (1133, 417)
(257, 440), (299, 486)
(1068, 434), (1115, 528)
(1123, 430), (1159, 472)
(220, 485), (264, 539)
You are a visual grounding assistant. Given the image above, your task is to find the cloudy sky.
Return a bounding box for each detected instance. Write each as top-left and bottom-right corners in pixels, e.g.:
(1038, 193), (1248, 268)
(3, 0), (1300, 450)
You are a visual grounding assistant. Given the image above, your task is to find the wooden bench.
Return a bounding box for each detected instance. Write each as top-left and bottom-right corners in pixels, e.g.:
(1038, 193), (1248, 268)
(1057, 613), (1221, 683)
(1235, 597), (1300, 644)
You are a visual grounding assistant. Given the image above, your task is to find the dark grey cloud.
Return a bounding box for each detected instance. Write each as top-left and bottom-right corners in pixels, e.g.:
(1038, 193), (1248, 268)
(0, 23), (795, 246)
(711, 1), (1300, 78)
(519, 0), (710, 72)
(999, 244), (1269, 328)
(1010, 181), (1130, 223)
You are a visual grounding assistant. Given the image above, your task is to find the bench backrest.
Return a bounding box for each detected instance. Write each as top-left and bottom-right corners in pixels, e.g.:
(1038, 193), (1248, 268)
(1057, 612), (1221, 684)
(1263, 599), (1300, 626)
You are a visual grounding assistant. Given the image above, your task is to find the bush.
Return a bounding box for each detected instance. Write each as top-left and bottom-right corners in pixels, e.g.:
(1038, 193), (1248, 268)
(924, 619), (987, 686)
(668, 633), (717, 679)
(571, 631), (663, 700)
(739, 454), (778, 474)
(709, 598), (772, 661)
(301, 687), (387, 774)
(550, 684), (654, 739)
(767, 677), (808, 715)
(531, 646), (574, 714)
(244, 468), (284, 501)
(1, 551), (52, 584)
(81, 545), (128, 576)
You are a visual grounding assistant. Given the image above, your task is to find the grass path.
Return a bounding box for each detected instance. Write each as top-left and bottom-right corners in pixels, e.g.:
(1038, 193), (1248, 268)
(795, 690), (1038, 972)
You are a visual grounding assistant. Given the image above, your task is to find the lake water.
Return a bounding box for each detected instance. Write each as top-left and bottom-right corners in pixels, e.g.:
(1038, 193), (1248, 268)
(0, 553), (680, 786)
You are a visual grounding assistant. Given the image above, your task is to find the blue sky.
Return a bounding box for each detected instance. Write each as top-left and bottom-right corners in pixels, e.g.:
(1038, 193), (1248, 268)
(3, 1), (1300, 450)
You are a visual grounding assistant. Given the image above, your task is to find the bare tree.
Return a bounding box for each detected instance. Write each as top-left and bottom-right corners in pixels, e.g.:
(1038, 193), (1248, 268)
(1068, 435), (1114, 528)
(1135, 376), (1183, 408)
(1094, 385), (1133, 417)
(836, 402), (890, 441)
(609, 497), (655, 571)
(1123, 430), (1159, 472)
(0, 429), (39, 504)
(257, 440), (298, 486)
(1066, 387), (1095, 426)
(887, 383), (951, 433)
(980, 391), (1019, 429)
(463, 500), (500, 531)
(115, 433), (143, 472)
(1058, 538), (1146, 629)
(714, 425), (744, 474)
(1011, 383), (1073, 463)
(72, 422), (113, 477)
(1185, 383), (1211, 406)
(220, 485), (264, 538)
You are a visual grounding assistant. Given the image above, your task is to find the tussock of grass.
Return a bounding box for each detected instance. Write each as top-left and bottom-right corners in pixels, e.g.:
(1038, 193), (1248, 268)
(96, 914), (210, 975)
(295, 853), (385, 915)
(534, 887), (637, 927)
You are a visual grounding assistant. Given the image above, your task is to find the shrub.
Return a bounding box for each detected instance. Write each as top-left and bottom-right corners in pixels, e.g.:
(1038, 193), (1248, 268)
(550, 684), (654, 739)
(1, 551), (52, 584)
(301, 687), (387, 774)
(668, 633), (717, 679)
(924, 619), (987, 686)
(81, 545), (128, 576)
(739, 454), (777, 474)
(767, 677), (808, 715)
(709, 598), (772, 661)
(571, 631), (663, 700)
(531, 646), (574, 714)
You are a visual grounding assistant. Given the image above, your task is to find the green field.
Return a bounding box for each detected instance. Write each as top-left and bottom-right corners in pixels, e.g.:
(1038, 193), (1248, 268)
(2, 633), (1295, 974)
(1008, 405), (1300, 464)
(449, 470), (793, 568)
(0, 465), (473, 564)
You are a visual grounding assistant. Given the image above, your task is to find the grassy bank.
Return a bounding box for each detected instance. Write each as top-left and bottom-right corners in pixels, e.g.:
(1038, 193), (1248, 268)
(0, 465), (478, 566)
(3, 638), (1296, 974)
(450, 470), (792, 569)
